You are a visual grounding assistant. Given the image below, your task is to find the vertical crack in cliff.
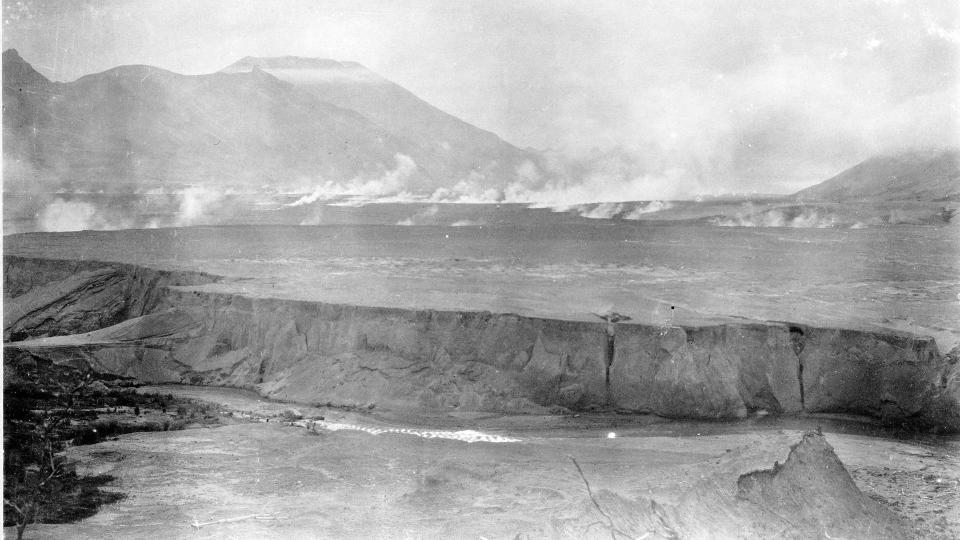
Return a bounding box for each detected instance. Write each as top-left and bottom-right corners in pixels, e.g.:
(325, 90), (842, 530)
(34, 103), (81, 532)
(789, 326), (806, 411)
(257, 351), (267, 384)
(605, 327), (615, 405)
(594, 312), (630, 407)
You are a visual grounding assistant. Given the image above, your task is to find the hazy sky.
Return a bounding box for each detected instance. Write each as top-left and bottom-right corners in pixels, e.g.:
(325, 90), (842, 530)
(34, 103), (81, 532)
(3, 0), (958, 194)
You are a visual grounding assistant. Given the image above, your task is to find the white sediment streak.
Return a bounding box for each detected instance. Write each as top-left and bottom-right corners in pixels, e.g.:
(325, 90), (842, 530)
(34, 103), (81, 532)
(292, 419), (520, 443)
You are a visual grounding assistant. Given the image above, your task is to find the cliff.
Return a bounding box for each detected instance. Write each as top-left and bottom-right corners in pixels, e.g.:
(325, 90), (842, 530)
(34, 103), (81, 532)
(5, 256), (958, 430)
(3, 257), (220, 341)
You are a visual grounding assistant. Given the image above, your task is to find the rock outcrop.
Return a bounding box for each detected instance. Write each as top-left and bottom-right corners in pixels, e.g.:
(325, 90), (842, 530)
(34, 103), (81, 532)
(3, 256), (218, 341)
(612, 323), (803, 418)
(732, 432), (906, 538)
(5, 255), (958, 429)
(554, 432), (910, 539)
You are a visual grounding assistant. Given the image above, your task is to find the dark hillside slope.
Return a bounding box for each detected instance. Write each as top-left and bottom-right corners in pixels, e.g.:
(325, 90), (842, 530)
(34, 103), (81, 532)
(795, 149), (960, 202)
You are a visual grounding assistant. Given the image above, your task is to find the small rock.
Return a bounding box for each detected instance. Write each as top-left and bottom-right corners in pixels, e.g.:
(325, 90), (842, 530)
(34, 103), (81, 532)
(558, 383), (583, 406)
(281, 408), (304, 421)
(85, 380), (110, 394)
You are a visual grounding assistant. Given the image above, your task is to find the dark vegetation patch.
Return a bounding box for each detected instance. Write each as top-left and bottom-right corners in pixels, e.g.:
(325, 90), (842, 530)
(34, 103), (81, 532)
(312, 400), (377, 412)
(3, 349), (224, 538)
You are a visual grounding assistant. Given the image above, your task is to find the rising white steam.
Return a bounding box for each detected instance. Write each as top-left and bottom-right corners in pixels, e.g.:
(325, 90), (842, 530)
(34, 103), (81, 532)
(299, 212), (323, 226)
(286, 154), (418, 206)
(175, 186), (224, 226)
(396, 205), (439, 226)
(578, 202), (624, 219)
(279, 149), (706, 209)
(526, 200), (675, 220)
(34, 186), (230, 232)
(623, 200), (673, 219)
(713, 205), (839, 228)
(39, 199), (99, 231)
(287, 188), (326, 207)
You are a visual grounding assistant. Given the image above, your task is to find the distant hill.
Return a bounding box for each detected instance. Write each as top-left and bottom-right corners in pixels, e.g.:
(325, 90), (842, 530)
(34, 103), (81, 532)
(2, 49), (541, 195)
(220, 56), (538, 191)
(794, 149), (960, 202)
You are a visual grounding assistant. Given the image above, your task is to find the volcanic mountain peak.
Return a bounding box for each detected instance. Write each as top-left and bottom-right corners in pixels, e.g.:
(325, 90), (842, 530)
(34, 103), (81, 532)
(2, 50), (426, 192)
(218, 53), (538, 188)
(227, 55), (366, 71)
(2, 50), (545, 200)
(221, 55), (384, 85)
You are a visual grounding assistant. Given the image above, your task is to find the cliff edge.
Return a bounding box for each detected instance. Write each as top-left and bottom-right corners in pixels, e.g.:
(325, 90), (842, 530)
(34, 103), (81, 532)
(5, 255), (958, 430)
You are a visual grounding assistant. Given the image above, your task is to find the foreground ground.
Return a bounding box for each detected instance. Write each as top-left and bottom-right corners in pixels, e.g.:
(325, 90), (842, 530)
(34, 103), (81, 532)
(8, 385), (958, 539)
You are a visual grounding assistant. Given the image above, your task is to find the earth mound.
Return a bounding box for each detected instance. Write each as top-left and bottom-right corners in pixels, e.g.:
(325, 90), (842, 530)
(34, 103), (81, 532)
(732, 431), (908, 539)
(558, 432), (909, 539)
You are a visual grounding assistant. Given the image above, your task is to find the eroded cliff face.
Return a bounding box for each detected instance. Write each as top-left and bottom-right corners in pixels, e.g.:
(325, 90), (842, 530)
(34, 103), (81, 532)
(612, 324), (801, 418)
(3, 257), (219, 341)
(5, 256), (958, 429)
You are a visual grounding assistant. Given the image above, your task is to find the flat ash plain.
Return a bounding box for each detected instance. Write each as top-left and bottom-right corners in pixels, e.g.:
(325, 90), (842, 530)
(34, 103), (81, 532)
(5, 222), (958, 349)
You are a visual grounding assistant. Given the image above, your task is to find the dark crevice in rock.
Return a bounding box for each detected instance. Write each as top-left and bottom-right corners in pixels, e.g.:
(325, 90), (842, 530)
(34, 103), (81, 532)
(603, 323), (618, 407)
(789, 325), (806, 411)
(605, 332), (614, 393)
(256, 353), (267, 383)
(594, 312), (630, 407)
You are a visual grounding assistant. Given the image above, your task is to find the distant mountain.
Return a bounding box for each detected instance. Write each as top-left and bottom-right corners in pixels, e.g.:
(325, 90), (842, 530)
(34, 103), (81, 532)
(794, 149), (960, 202)
(3, 50), (541, 196)
(220, 56), (538, 190)
(2, 49), (427, 192)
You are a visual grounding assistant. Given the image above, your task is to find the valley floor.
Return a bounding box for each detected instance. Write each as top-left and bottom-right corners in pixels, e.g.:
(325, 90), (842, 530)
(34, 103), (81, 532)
(10, 385), (959, 539)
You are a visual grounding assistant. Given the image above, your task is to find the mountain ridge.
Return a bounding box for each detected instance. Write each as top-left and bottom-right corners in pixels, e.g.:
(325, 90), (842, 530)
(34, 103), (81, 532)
(4, 49), (956, 207)
(794, 148), (960, 202)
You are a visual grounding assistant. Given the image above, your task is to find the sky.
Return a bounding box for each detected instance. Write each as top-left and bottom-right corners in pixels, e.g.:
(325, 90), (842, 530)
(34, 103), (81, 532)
(3, 0), (958, 195)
